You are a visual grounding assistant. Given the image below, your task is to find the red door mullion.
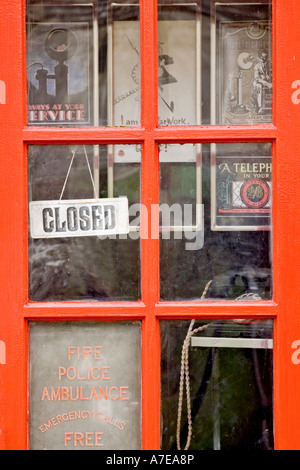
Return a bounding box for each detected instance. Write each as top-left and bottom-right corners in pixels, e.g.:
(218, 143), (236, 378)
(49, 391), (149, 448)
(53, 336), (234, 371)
(2, 0), (300, 452)
(0, 0), (28, 450)
(140, 0), (158, 132)
(139, 0), (160, 307)
(139, 0), (161, 449)
(154, 124), (277, 143)
(271, 0), (300, 450)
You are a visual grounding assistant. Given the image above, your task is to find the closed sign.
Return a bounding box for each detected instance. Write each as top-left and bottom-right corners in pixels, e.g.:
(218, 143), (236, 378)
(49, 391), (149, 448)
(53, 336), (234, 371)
(29, 197), (129, 239)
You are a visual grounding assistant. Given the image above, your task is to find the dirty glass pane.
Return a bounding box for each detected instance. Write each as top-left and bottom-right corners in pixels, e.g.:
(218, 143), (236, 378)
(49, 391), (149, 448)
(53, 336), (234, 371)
(157, 2), (201, 126)
(26, 0), (140, 127)
(157, 0), (272, 126)
(159, 143), (201, 232)
(160, 142), (272, 300)
(28, 144), (140, 301)
(161, 319), (273, 450)
(29, 321), (141, 450)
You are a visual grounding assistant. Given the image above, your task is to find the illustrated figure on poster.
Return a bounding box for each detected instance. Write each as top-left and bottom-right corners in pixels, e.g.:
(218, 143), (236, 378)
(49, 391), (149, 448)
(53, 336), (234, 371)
(31, 28), (78, 103)
(158, 41), (177, 113)
(219, 174), (234, 210)
(252, 50), (272, 115)
(225, 52), (255, 114)
(126, 37), (177, 113)
(225, 49), (272, 117)
(158, 43), (177, 87)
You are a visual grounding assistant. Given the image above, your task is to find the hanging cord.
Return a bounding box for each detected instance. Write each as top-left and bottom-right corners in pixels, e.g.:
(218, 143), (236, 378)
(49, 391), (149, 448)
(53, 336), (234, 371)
(83, 145), (98, 199)
(176, 280), (212, 451)
(59, 145), (98, 201)
(175, 287), (263, 450)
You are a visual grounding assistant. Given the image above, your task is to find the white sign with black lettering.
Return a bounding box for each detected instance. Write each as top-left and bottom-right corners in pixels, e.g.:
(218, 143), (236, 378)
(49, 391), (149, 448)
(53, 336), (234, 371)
(30, 197), (129, 239)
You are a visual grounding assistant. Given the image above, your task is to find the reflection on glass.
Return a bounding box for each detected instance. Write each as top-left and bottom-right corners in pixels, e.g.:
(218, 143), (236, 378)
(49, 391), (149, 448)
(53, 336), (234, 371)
(161, 319), (273, 450)
(157, 0), (272, 126)
(28, 145), (140, 301)
(26, 0), (140, 127)
(160, 143), (272, 300)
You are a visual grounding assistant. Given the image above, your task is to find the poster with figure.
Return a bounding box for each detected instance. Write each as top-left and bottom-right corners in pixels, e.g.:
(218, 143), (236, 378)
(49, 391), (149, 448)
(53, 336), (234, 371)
(27, 5), (94, 126)
(218, 20), (272, 125)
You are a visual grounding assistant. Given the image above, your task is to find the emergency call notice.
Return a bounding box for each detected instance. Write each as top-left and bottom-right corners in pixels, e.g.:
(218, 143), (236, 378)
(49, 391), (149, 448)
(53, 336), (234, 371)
(29, 322), (142, 450)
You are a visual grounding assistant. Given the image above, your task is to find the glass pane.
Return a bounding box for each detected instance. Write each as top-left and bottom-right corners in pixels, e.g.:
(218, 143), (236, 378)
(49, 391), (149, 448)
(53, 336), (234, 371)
(158, 2), (201, 126)
(157, 0), (272, 126)
(28, 144), (140, 301)
(29, 321), (141, 450)
(26, 0), (140, 127)
(160, 143), (272, 300)
(161, 319), (273, 450)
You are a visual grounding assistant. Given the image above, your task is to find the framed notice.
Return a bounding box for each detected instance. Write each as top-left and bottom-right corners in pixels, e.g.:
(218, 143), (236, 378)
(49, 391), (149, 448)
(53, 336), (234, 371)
(211, 1), (272, 125)
(29, 322), (141, 450)
(211, 147), (272, 231)
(27, 4), (97, 126)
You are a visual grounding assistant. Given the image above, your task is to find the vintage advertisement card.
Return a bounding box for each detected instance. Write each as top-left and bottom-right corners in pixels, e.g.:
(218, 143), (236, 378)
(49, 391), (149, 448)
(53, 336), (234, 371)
(218, 20), (272, 125)
(212, 152), (272, 230)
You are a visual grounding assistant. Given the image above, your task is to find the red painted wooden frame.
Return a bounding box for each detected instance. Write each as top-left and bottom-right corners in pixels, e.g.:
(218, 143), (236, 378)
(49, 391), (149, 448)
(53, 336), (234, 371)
(1, 0), (300, 450)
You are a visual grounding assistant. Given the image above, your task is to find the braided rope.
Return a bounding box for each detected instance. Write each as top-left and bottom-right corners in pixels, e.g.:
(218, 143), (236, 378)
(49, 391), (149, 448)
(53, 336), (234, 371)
(176, 286), (262, 449)
(176, 280), (212, 450)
